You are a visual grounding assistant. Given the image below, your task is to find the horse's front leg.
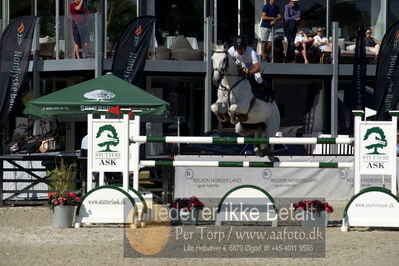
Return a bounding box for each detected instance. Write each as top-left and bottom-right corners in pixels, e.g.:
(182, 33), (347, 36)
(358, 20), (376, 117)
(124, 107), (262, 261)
(229, 100), (250, 115)
(211, 101), (229, 123)
(229, 97), (251, 123)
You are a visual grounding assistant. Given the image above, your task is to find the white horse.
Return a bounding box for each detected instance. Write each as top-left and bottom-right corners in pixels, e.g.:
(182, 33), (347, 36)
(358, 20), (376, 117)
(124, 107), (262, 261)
(211, 43), (281, 159)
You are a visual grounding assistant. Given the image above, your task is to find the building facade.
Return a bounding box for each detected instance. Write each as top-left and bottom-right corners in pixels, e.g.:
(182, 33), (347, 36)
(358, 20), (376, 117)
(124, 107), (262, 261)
(0, 0), (398, 153)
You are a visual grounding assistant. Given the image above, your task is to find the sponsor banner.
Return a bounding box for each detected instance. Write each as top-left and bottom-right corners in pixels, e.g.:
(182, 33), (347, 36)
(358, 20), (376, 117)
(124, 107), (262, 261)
(91, 120), (127, 172)
(359, 122), (396, 175)
(0, 16), (36, 123)
(351, 27), (366, 111)
(76, 186), (135, 224)
(112, 16), (156, 85)
(374, 21), (399, 121)
(174, 156), (397, 200)
(346, 189), (399, 227)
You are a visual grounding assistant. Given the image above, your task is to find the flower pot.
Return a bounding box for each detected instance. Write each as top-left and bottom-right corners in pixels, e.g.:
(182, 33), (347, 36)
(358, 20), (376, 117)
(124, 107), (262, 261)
(52, 205), (75, 228)
(170, 208), (200, 225)
(300, 211), (328, 227)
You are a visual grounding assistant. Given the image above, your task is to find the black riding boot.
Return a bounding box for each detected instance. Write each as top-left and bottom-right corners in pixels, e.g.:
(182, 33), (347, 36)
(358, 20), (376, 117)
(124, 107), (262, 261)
(256, 80), (275, 102)
(263, 81), (275, 102)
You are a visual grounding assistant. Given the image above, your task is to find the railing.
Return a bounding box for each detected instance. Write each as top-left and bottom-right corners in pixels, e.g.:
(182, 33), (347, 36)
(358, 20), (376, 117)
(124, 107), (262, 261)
(0, 154), (85, 206)
(38, 14), (96, 59)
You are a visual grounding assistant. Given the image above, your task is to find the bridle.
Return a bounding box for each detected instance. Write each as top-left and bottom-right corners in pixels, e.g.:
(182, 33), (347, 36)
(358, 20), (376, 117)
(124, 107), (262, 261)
(212, 50), (230, 80)
(212, 49), (244, 92)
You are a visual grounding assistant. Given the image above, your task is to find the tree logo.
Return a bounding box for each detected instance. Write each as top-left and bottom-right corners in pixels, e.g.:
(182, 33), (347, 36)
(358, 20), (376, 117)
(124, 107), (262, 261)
(363, 127), (387, 155)
(84, 90), (116, 102)
(96, 124), (120, 152)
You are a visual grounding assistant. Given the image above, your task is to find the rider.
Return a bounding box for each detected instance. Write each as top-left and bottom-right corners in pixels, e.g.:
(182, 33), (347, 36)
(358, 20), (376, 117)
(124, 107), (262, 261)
(227, 35), (275, 102)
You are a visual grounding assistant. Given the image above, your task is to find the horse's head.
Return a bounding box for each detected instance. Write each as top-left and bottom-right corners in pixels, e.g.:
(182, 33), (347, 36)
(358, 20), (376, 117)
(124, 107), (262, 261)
(211, 43), (229, 87)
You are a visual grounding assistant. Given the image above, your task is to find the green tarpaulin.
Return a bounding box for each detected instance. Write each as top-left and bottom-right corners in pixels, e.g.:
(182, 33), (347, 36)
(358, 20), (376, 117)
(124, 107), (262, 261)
(24, 73), (169, 120)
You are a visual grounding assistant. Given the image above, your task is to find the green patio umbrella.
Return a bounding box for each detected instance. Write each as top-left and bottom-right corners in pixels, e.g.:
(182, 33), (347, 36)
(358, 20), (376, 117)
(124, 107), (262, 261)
(24, 73), (169, 121)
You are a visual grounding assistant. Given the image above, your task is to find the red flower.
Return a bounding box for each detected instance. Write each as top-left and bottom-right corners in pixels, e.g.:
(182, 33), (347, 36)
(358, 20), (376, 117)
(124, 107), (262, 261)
(169, 196), (204, 211)
(48, 192), (81, 209)
(294, 200), (334, 213)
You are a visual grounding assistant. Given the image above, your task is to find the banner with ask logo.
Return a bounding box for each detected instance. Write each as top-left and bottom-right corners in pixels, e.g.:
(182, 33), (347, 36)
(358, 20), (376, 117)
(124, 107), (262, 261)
(90, 119), (128, 172)
(112, 16), (156, 86)
(0, 16), (36, 123)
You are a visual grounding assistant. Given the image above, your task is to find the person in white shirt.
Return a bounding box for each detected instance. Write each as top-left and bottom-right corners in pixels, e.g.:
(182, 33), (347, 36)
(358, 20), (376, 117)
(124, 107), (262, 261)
(227, 36), (275, 102)
(313, 27), (332, 52)
(228, 36), (262, 82)
(294, 30), (313, 64)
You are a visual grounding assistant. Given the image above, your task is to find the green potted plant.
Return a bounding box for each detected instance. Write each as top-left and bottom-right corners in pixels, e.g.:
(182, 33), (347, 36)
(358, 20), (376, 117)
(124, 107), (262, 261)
(47, 160), (80, 228)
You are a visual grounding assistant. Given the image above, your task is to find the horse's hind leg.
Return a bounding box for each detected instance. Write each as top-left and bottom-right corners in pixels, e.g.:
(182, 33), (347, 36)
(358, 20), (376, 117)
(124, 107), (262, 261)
(237, 122), (267, 157)
(253, 123), (268, 157)
(265, 103), (281, 162)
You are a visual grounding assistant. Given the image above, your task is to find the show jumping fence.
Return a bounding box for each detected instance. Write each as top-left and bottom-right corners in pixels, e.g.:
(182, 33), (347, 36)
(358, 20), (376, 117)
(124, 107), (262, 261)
(132, 135), (355, 169)
(81, 110), (399, 227)
(131, 136), (354, 145)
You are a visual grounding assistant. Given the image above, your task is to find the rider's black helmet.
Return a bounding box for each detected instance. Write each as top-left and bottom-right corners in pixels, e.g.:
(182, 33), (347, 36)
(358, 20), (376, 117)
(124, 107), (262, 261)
(234, 35), (247, 50)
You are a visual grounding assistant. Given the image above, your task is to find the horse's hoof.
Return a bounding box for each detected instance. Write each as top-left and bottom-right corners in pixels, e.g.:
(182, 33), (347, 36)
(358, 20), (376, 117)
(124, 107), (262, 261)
(268, 155), (280, 162)
(255, 148), (266, 157)
(217, 115), (228, 123)
(230, 116), (238, 125)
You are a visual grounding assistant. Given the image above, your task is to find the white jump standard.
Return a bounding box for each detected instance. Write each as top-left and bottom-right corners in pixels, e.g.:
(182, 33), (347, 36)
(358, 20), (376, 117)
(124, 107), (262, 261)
(341, 110), (399, 231)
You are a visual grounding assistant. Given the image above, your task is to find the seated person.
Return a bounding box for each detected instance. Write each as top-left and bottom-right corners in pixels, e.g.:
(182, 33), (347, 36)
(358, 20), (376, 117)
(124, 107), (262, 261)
(365, 28), (381, 53)
(294, 30), (313, 64)
(313, 27), (332, 52)
(347, 28), (381, 55)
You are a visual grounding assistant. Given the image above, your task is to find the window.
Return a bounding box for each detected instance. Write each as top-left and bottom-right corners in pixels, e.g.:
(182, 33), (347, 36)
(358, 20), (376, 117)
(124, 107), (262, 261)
(332, 0), (386, 41)
(89, 0), (138, 57)
(155, 0), (204, 45)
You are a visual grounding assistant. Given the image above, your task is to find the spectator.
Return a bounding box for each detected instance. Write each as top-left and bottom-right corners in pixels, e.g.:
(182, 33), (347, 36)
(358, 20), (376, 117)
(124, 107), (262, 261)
(166, 3), (183, 36)
(294, 30), (313, 64)
(70, 0), (90, 58)
(313, 27), (332, 52)
(364, 28), (381, 45)
(283, 0), (301, 63)
(260, 0), (282, 61)
(228, 36), (274, 102)
(347, 28), (381, 55)
(364, 27), (381, 54)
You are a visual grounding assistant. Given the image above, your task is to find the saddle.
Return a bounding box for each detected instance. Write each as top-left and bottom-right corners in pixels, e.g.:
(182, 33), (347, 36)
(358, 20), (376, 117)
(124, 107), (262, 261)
(247, 76), (275, 103)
